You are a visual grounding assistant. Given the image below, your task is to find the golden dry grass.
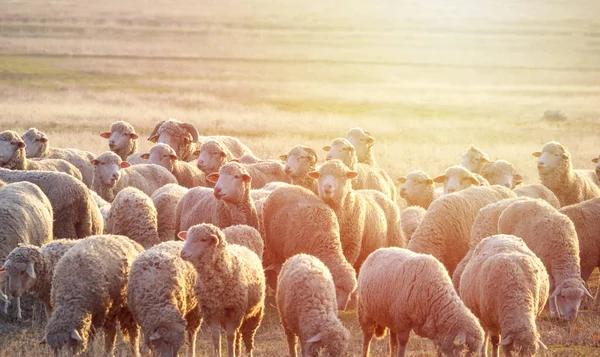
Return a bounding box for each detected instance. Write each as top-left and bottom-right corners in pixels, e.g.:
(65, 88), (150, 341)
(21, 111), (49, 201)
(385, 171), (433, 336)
(1, 0), (600, 356)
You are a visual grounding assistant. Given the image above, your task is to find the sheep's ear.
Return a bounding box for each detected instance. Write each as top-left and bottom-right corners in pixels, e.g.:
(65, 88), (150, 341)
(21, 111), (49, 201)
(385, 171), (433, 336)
(499, 334), (513, 346)
(592, 158), (599, 164)
(453, 331), (467, 346)
(397, 177), (406, 184)
(129, 133), (139, 140)
(70, 329), (83, 342)
(584, 287), (594, 299)
(346, 146), (355, 153)
(347, 171), (359, 179)
(307, 171), (320, 179)
(480, 156), (491, 163)
(513, 174), (523, 185)
(322, 146), (331, 152)
(242, 174), (252, 183)
(26, 261), (36, 279)
(91, 159), (99, 166)
(433, 175), (446, 184)
(100, 132), (111, 139)
(148, 134), (159, 143)
(279, 155), (288, 162)
(206, 173), (219, 183)
(532, 152), (541, 158)
(177, 231), (187, 241)
(210, 234), (219, 244)
(538, 340), (548, 350)
(219, 151), (227, 158)
(307, 332), (323, 344)
(425, 179), (433, 185)
(561, 153), (569, 160)
(192, 149), (201, 156)
(169, 154), (178, 161)
(468, 176), (480, 186)
(0, 259), (9, 272)
(120, 162), (131, 168)
(149, 330), (162, 341)
(549, 286), (560, 299)
(39, 137), (48, 143)
(366, 137), (375, 146)
(140, 153), (149, 160)
(17, 142), (25, 149)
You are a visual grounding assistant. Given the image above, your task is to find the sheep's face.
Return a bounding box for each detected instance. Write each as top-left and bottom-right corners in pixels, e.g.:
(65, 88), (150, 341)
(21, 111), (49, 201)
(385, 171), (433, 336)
(308, 160), (357, 203)
(281, 147), (316, 179)
(0, 138), (24, 166)
(208, 164), (251, 204)
(437, 330), (480, 357)
(335, 286), (351, 311)
(346, 128), (374, 163)
(45, 328), (86, 355)
(498, 333), (546, 357)
(305, 322), (350, 357)
(484, 169), (522, 189)
(179, 224), (223, 264)
(100, 130), (137, 153)
(157, 131), (188, 157)
(434, 167), (479, 194)
(91, 153), (130, 187)
(3, 260), (37, 298)
(460, 148), (490, 173)
(534, 150), (565, 175)
(323, 140), (354, 165)
(398, 174), (433, 203)
(197, 143), (227, 174)
(552, 279), (587, 321)
(21, 129), (47, 158)
(146, 323), (185, 357)
(145, 144), (177, 172)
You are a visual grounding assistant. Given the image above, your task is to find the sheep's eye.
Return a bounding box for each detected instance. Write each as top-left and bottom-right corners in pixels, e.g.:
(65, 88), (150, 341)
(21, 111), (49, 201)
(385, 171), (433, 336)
(34, 139), (40, 142)
(234, 175), (240, 179)
(100, 162), (105, 165)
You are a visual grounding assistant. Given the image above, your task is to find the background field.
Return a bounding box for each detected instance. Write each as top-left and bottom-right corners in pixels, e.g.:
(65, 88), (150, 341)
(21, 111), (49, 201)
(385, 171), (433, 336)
(1, 0), (600, 355)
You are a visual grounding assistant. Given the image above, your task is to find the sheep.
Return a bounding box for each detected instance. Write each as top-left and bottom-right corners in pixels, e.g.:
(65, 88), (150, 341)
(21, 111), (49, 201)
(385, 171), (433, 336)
(308, 160), (404, 271)
(0, 168), (103, 238)
(90, 190), (111, 226)
(175, 162), (259, 233)
(459, 235), (549, 357)
(358, 247), (484, 357)
(261, 185), (358, 309)
(461, 144), (491, 174)
(276, 254), (350, 357)
(593, 154), (600, 181)
(100, 121), (147, 164)
(151, 184), (189, 242)
(480, 159), (523, 189)
(22, 127), (95, 187)
(280, 145), (319, 194)
(323, 138), (396, 200)
(222, 225), (264, 259)
(533, 141), (600, 206)
(346, 127), (377, 166)
(0, 130), (83, 181)
(148, 118), (252, 162)
(513, 184), (561, 209)
(91, 151), (178, 202)
(105, 187), (160, 249)
(179, 223), (265, 357)
(497, 198), (592, 320)
(407, 185), (516, 276)
(43, 235), (144, 356)
(128, 241), (201, 357)
(0, 181), (53, 320)
(141, 143), (206, 188)
(433, 165), (486, 194)
(397, 170), (438, 209)
(0, 239), (77, 319)
(400, 206), (427, 242)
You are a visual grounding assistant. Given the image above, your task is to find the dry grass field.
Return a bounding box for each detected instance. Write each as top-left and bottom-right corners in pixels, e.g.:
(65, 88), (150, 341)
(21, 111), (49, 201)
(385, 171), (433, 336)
(1, 0), (600, 356)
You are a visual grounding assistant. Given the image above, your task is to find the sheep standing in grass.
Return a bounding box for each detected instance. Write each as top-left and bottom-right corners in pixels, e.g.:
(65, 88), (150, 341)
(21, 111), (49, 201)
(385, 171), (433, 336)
(151, 184), (189, 242)
(358, 247), (484, 357)
(534, 141), (600, 206)
(346, 127), (377, 166)
(400, 206), (427, 242)
(480, 159), (523, 189)
(179, 223), (265, 357)
(433, 165), (486, 194)
(276, 254), (350, 357)
(397, 170), (439, 209)
(142, 143), (206, 188)
(513, 184), (561, 209)
(44, 235), (144, 356)
(91, 151), (178, 202)
(460, 235), (549, 357)
(22, 127), (95, 187)
(128, 241), (201, 357)
(280, 145), (319, 194)
(461, 145), (491, 174)
(100, 121), (147, 164)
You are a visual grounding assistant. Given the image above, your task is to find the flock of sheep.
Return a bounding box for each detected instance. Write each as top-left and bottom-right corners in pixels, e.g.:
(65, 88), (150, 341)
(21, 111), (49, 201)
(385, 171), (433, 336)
(0, 118), (599, 357)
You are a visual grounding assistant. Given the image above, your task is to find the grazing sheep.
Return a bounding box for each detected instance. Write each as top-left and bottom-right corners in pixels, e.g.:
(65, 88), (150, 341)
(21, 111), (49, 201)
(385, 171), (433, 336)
(0, 181), (53, 320)
(222, 225), (264, 259)
(358, 247), (484, 357)
(128, 241), (201, 357)
(280, 145), (319, 194)
(151, 184), (189, 242)
(346, 127), (377, 166)
(276, 254), (350, 357)
(308, 160), (404, 271)
(408, 185), (516, 276)
(1, 239), (77, 319)
(91, 151), (178, 202)
(513, 184), (561, 209)
(433, 165), (484, 194)
(22, 128), (95, 187)
(142, 143), (206, 188)
(43, 235), (144, 356)
(480, 159), (523, 189)
(175, 162), (259, 233)
(459, 235), (549, 357)
(179, 223), (265, 357)
(0, 168), (103, 238)
(100, 121), (146, 164)
(397, 170), (438, 209)
(400, 206), (427, 242)
(534, 141), (600, 206)
(0, 130), (83, 181)
(498, 199), (592, 320)
(323, 138), (396, 200)
(461, 145), (491, 174)
(105, 187), (160, 249)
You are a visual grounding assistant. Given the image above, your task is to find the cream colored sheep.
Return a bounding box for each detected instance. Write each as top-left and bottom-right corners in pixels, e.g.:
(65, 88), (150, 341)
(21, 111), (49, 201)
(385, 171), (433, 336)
(280, 145), (319, 194)
(433, 165), (484, 194)
(480, 159), (523, 189)
(99, 121), (146, 164)
(592, 154), (600, 181)
(346, 127), (377, 166)
(151, 184), (189, 242)
(400, 206), (427, 242)
(222, 224), (264, 259)
(461, 145), (491, 174)
(142, 143), (206, 188)
(513, 184), (561, 209)
(397, 170), (437, 209)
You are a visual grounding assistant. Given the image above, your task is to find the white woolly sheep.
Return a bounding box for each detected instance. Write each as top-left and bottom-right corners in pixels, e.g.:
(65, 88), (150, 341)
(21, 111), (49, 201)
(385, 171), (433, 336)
(533, 141), (600, 206)
(261, 185), (358, 310)
(179, 223), (265, 357)
(459, 235), (549, 357)
(43, 235), (144, 356)
(408, 185), (516, 276)
(128, 241), (201, 357)
(222, 225), (264, 259)
(513, 184), (561, 209)
(99, 121), (146, 164)
(480, 159), (523, 189)
(280, 145), (319, 194)
(308, 160), (404, 271)
(141, 143), (206, 188)
(397, 170), (438, 209)
(358, 247), (484, 357)
(592, 154), (600, 181)
(151, 184), (189, 242)
(461, 145), (491, 174)
(323, 138), (396, 200)
(346, 127), (377, 166)
(0, 130), (83, 181)
(105, 187), (160, 249)
(1, 239), (77, 319)
(90, 190), (111, 227)
(434, 165), (485, 194)
(91, 151), (178, 202)
(276, 254), (350, 357)
(400, 206), (427, 242)
(0, 181), (53, 320)
(22, 127), (95, 187)
(498, 198), (592, 320)
(175, 162), (259, 233)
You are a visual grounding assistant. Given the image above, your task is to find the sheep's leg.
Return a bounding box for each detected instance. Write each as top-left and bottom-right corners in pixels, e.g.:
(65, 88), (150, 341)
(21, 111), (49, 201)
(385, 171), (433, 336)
(127, 325), (141, 357)
(395, 330), (410, 357)
(43, 303), (52, 320)
(361, 327), (374, 357)
(283, 325), (298, 357)
(389, 331), (399, 357)
(490, 334), (499, 357)
(209, 320), (221, 357)
(241, 309), (263, 357)
(185, 307), (202, 357)
(594, 279), (600, 310)
(187, 328), (198, 357)
(15, 296), (22, 320)
(225, 321), (236, 357)
(103, 323), (117, 356)
(234, 331), (241, 357)
(2, 281), (9, 315)
(481, 331), (488, 357)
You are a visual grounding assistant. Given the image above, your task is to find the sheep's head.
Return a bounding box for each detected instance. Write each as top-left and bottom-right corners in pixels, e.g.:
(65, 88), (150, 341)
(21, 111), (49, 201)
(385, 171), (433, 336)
(0, 245), (40, 299)
(308, 160), (357, 204)
(435, 322), (484, 357)
(141, 143), (178, 173)
(533, 141), (571, 175)
(280, 145), (318, 179)
(460, 145), (490, 173)
(346, 127), (375, 163)
(323, 138), (357, 169)
(100, 121), (139, 160)
(305, 317), (350, 357)
(592, 154), (600, 178)
(148, 119), (199, 159)
(498, 332), (547, 357)
(551, 278), (592, 321)
(481, 160), (523, 189)
(91, 151), (130, 188)
(398, 170), (434, 206)
(434, 165), (480, 194)
(206, 162), (251, 204)
(196, 140), (230, 174)
(0, 130), (26, 167)
(179, 223), (226, 265)
(44, 313), (91, 355)
(21, 128), (49, 158)
(145, 319), (186, 357)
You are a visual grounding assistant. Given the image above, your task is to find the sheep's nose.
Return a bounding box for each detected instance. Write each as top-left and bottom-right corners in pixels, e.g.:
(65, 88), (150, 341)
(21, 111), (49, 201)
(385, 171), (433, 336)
(326, 155), (332, 160)
(214, 187), (221, 194)
(109, 140), (115, 145)
(284, 166), (291, 174)
(504, 183), (511, 188)
(111, 173), (118, 180)
(447, 188), (455, 193)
